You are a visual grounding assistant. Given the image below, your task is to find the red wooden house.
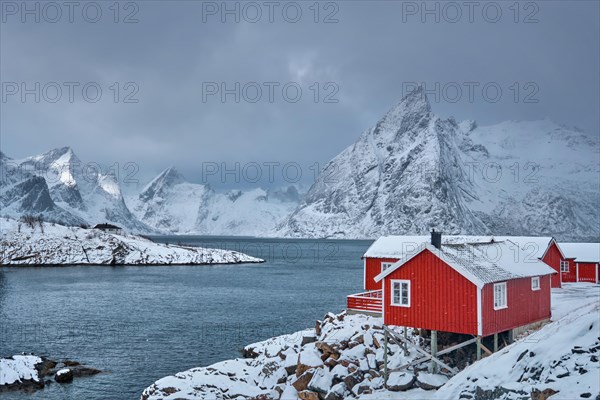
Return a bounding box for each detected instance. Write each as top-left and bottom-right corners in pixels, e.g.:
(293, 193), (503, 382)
(557, 243), (600, 284)
(348, 233), (556, 338)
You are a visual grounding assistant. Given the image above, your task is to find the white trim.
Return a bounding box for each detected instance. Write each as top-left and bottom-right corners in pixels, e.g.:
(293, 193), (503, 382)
(576, 262), (579, 282)
(390, 279), (411, 307)
(596, 263), (599, 284)
(541, 238), (566, 260)
(493, 282), (507, 310)
(476, 286), (482, 336)
(560, 260), (569, 273)
(381, 261), (394, 273)
(531, 276), (540, 291)
(363, 258), (366, 290)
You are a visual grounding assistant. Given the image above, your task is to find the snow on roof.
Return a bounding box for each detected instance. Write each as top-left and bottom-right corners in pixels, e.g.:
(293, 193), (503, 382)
(364, 235), (554, 259)
(558, 243), (600, 263)
(374, 240), (556, 288)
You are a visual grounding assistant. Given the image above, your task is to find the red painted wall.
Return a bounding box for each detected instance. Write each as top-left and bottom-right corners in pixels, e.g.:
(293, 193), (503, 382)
(577, 262), (599, 283)
(541, 242), (563, 288)
(364, 257), (398, 291)
(561, 259), (577, 283)
(481, 275), (551, 336)
(382, 250), (478, 335)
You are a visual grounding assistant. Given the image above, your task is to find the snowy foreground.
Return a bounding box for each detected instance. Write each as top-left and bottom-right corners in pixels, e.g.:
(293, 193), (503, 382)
(0, 219), (262, 265)
(141, 284), (599, 400)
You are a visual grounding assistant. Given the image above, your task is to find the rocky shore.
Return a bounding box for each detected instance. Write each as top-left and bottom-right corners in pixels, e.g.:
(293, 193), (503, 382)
(0, 355), (101, 393)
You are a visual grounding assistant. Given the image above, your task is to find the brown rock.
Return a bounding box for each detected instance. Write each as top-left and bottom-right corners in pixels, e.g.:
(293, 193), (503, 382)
(54, 369), (73, 383)
(372, 336), (381, 349)
(531, 388), (559, 400)
(315, 321), (322, 337)
(298, 390), (320, 400)
(324, 391), (344, 400)
(324, 358), (338, 369)
(296, 363), (312, 377)
(301, 336), (317, 346)
(292, 371), (315, 391)
(343, 372), (364, 390)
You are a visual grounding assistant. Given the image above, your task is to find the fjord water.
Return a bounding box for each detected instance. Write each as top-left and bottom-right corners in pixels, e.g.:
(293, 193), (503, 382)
(0, 237), (372, 400)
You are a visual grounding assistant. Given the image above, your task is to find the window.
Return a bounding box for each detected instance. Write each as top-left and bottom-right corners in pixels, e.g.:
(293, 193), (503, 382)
(531, 276), (540, 291)
(560, 260), (569, 272)
(381, 262), (393, 273)
(391, 280), (410, 307)
(493, 282), (507, 310)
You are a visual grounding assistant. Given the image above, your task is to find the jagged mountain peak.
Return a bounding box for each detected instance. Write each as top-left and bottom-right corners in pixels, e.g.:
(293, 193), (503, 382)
(139, 166), (186, 202)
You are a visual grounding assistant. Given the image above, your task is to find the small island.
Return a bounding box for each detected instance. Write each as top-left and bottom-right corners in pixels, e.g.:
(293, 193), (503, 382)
(0, 217), (263, 266)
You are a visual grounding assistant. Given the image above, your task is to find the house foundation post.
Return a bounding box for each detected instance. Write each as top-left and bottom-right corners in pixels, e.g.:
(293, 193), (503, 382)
(403, 327), (409, 356)
(493, 333), (498, 352)
(430, 330), (438, 373)
(476, 336), (482, 361)
(383, 328), (388, 385)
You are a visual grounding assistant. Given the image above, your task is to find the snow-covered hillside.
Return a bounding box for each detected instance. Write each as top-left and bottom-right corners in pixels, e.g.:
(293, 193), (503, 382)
(0, 218), (262, 265)
(127, 167), (299, 236)
(140, 283), (600, 400)
(278, 88), (600, 240)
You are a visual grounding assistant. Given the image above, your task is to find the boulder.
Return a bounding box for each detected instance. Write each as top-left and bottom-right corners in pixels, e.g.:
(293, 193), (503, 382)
(386, 372), (415, 391)
(301, 336), (317, 346)
(298, 390), (319, 400)
(292, 370), (315, 392)
(343, 371), (364, 390)
(54, 369), (73, 383)
(416, 372), (448, 390)
(307, 368), (333, 394)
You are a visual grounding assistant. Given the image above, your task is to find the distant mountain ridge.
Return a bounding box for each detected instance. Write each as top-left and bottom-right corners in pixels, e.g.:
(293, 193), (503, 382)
(276, 88), (600, 241)
(2, 90), (598, 239)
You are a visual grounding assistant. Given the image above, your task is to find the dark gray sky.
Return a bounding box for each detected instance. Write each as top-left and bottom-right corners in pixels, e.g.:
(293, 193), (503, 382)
(1, 0), (599, 189)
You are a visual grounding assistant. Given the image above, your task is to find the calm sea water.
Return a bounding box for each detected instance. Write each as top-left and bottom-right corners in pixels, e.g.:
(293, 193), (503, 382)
(0, 236), (372, 400)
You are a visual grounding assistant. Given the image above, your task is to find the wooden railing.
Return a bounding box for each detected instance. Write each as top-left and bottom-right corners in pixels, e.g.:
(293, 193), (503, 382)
(347, 290), (383, 313)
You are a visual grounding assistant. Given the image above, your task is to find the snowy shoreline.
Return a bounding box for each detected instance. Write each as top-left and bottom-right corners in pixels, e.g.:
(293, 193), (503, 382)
(0, 219), (263, 266)
(141, 284), (599, 400)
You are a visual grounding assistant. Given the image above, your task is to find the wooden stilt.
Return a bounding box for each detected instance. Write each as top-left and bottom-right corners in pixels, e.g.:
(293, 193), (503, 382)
(403, 327), (409, 356)
(430, 330), (438, 373)
(384, 328), (389, 385)
(476, 336), (482, 361)
(493, 333), (498, 352)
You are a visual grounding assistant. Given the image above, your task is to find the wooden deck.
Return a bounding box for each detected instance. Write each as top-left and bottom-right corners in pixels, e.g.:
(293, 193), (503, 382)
(347, 290), (382, 315)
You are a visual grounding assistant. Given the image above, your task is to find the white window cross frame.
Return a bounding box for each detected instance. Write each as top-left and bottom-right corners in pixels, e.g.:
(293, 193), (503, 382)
(493, 282), (507, 310)
(560, 260), (569, 272)
(381, 262), (394, 273)
(531, 276), (540, 291)
(391, 279), (410, 307)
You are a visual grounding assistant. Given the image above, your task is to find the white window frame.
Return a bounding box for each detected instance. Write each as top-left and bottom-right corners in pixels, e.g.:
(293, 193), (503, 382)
(381, 262), (393, 273)
(493, 282), (507, 310)
(560, 260), (569, 272)
(531, 276), (540, 291)
(391, 279), (411, 307)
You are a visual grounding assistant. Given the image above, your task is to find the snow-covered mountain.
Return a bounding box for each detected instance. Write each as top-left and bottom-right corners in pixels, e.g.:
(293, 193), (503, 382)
(0, 147), (153, 233)
(278, 88), (600, 241)
(127, 167), (300, 236)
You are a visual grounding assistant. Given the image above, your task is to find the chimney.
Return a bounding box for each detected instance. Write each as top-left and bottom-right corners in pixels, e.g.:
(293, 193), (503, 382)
(431, 229), (442, 249)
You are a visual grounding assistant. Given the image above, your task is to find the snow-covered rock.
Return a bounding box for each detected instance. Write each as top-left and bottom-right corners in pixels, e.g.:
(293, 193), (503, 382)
(0, 355), (42, 386)
(278, 88), (599, 241)
(0, 218), (262, 265)
(141, 284), (599, 400)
